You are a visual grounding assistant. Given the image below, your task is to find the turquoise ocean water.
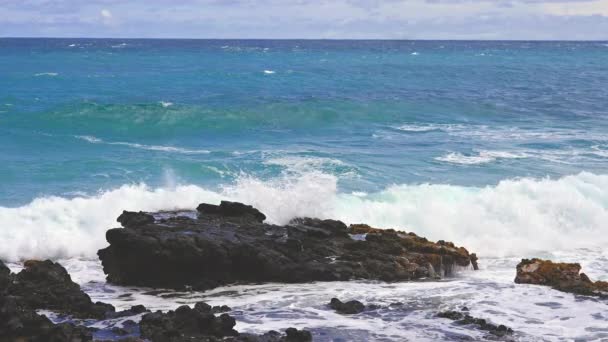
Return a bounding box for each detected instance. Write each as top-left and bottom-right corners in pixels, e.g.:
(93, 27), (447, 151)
(2, 39), (608, 340)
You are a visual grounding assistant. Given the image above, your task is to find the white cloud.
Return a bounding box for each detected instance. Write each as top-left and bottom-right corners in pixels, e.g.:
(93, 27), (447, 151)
(542, 0), (608, 16)
(1, 0), (608, 39)
(100, 9), (112, 18)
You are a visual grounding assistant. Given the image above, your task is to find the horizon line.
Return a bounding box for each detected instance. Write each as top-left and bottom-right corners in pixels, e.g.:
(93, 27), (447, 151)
(1, 36), (608, 42)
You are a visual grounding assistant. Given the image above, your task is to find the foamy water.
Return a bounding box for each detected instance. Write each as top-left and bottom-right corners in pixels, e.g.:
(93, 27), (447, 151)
(7, 247), (607, 341)
(1, 171), (608, 262)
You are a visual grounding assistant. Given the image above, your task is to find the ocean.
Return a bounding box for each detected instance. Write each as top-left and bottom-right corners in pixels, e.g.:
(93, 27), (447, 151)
(1, 38), (608, 341)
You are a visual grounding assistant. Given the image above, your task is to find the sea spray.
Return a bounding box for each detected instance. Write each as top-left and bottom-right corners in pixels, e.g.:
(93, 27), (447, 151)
(1, 172), (607, 261)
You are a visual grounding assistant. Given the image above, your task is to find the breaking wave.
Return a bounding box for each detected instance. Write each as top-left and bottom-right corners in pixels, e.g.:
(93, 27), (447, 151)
(1, 172), (607, 262)
(75, 135), (210, 154)
(436, 150), (528, 165)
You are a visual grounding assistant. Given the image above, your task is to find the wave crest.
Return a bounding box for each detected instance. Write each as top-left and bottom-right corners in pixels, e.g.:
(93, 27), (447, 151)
(1, 172), (607, 261)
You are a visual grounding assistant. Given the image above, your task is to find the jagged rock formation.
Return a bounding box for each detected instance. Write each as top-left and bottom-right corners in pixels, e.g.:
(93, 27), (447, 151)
(139, 301), (312, 342)
(437, 308), (514, 338)
(9, 260), (115, 319)
(0, 260), (97, 341)
(515, 258), (608, 297)
(98, 201), (477, 290)
(0, 259), (312, 341)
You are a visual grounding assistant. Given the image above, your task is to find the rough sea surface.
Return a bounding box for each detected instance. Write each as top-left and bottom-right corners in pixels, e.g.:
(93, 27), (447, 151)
(2, 39), (608, 341)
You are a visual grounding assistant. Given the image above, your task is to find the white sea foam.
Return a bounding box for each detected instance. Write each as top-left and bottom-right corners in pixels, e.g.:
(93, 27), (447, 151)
(395, 123), (608, 142)
(77, 135), (102, 143)
(436, 150), (528, 165)
(411, 52), (419, 56)
(395, 123), (464, 133)
(264, 156), (345, 172)
(159, 101), (173, 108)
(263, 70), (275, 74)
(1, 171), (608, 262)
(35, 72), (59, 77)
(75, 135), (210, 154)
(590, 145), (608, 157)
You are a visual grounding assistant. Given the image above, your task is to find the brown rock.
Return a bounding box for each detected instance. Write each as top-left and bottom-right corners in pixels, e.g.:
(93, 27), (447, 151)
(515, 258), (608, 297)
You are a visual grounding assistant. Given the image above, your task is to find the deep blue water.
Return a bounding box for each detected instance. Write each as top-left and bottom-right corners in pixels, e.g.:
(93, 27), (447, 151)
(2, 38), (608, 206)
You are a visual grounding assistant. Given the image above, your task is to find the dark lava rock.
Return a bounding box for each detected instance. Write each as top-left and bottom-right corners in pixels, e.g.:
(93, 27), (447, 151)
(0, 294), (93, 341)
(139, 303), (239, 341)
(118, 210), (155, 228)
(284, 327), (313, 341)
(515, 258), (608, 297)
(0, 259), (115, 341)
(437, 310), (514, 337)
(329, 298), (365, 314)
(99, 202), (476, 290)
(9, 259), (115, 319)
(106, 304), (149, 319)
(0, 260), (10, 291)
(140, 301), (312, 342)
(197, 201), (266, 223)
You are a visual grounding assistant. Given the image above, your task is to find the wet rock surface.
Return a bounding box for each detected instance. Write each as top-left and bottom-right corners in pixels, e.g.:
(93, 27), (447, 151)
(328, 298), (365, 314)
(1, 259), (312, 342)
(0, 260), (95, 341)
(140, 301), (312, 342)
(9, 260), (115, 319)
(515, 258), (608, 297)
(437, 308), (514, 338)
(99, 201), (477, 290)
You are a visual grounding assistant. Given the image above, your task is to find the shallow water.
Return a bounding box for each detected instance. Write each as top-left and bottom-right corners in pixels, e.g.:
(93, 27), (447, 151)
(10, 250), (608, 341)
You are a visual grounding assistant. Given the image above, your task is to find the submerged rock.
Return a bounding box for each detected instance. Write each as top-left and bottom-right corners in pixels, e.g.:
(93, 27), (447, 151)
(515, 258), (608, 297)
(139, 301), (312, 342)
(98, 201), (477, 290)
(437, 309), (513, 337)
(329, 298), (365, 314)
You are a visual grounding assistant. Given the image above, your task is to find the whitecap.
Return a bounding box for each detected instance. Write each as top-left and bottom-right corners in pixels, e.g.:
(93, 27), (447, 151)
(159, 101), (173, 108)
(74, 135), (209, 154)
(35, 72), (58, 77)
(436, 150), (528, 165)
(411, 52), (419, 55)
(263, 70), (275, 74)
(75, 135), (102, 143)
(263, 155), (346, 175)
(395, 123), (464, 133)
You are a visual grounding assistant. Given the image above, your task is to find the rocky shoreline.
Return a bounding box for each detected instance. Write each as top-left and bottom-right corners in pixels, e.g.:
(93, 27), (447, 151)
(98, 201), (477, 291)
(2, 201), (606, 341)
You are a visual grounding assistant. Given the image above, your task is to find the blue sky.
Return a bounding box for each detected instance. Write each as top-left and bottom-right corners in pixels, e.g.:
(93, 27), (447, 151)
(1, 0), (608, 40)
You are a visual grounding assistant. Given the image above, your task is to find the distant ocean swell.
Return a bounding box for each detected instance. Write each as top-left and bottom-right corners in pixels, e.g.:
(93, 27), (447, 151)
(1, 171), (607, 262)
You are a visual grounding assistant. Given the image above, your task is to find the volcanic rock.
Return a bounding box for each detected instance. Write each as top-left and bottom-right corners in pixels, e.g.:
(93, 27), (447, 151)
(9, 259), (115, 319)
(118, 211), (155, 228)
(329, 298), (365, 314)
(515, 258), (608, 297)
(0, 278), (93, 341)
(139, 301), (311, 342)
(437, 309), (513, 337)
(98, 202), (477, 290)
